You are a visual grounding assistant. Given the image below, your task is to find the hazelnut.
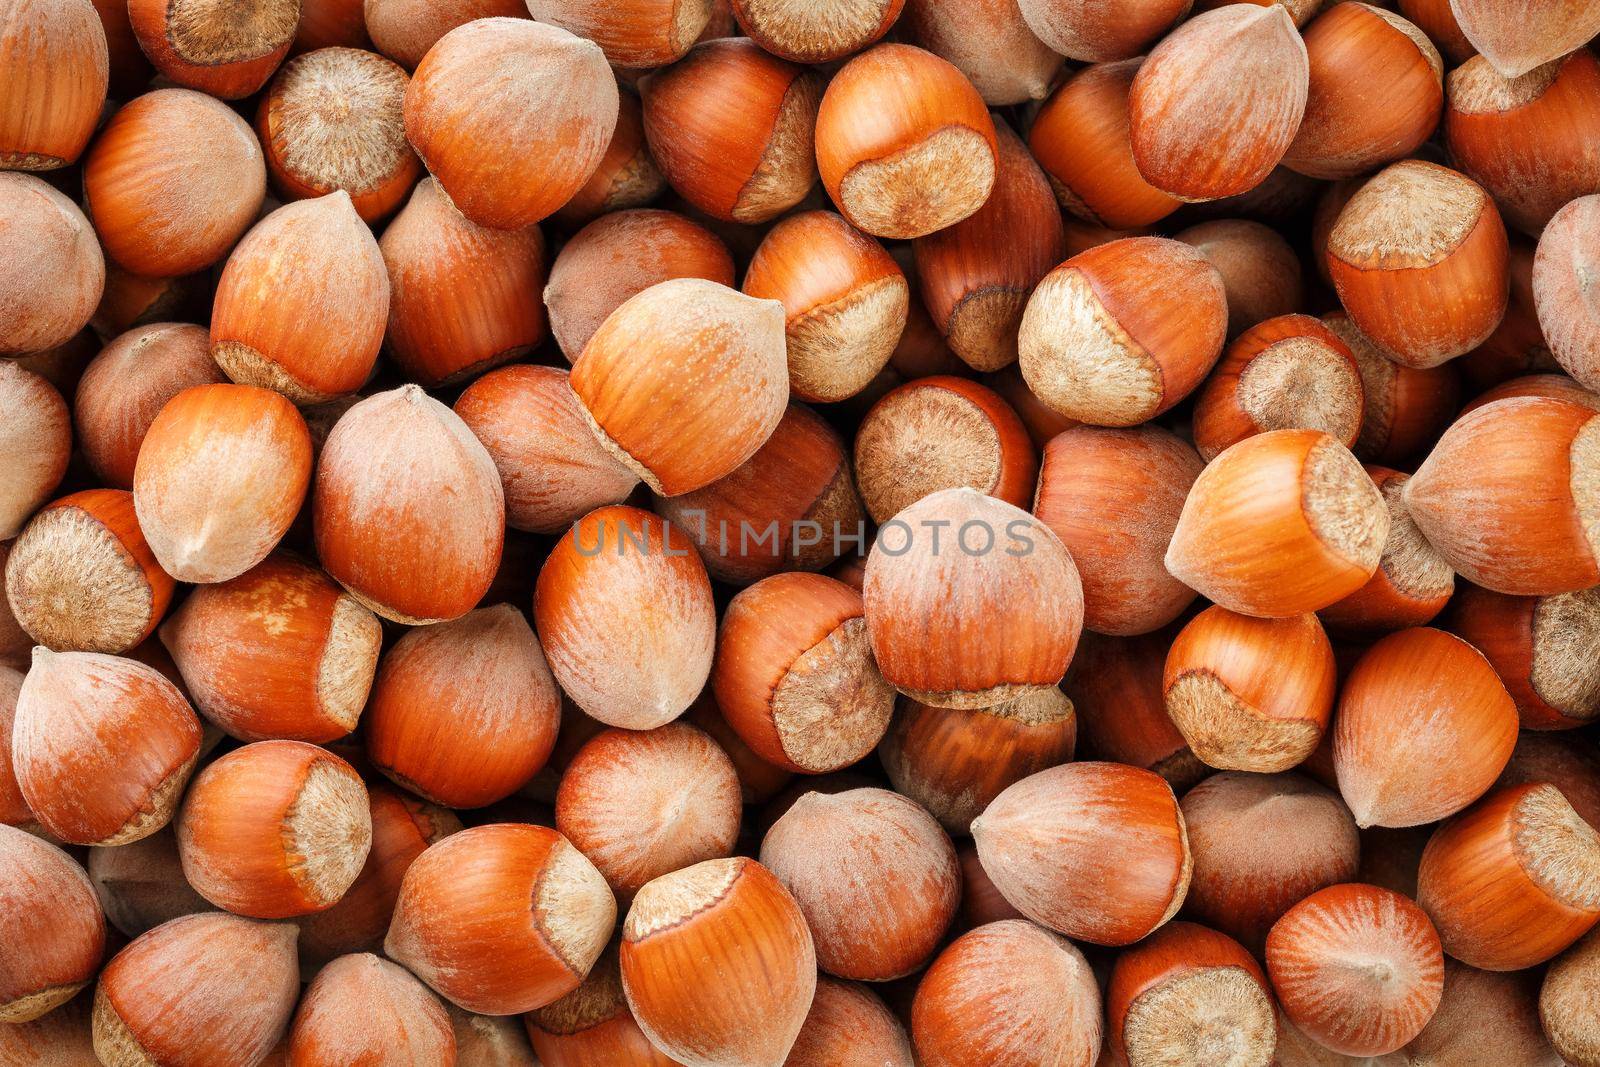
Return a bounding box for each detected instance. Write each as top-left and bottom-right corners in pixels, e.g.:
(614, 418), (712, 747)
(133, 383), (312, 585)
(640, 38), (822, 225)
(787, 977), (914, 1067)
(854, 375), (1037, 524)
(92, 913), (300, 1067)
(911, 919), (1101, 1067)
(761, 787), (959, 980)
(1265, 883), (1444, 1056)
(1333, 627), (1518, 828)
(289, 953), (455, 1065)
(1323, 311), (1462, 466)
(1166, 429), (1389, 618)
(1540, 925), (1600, 1065)
(1283, 3), (1443, 180)
(972, 761), (1191, 945)
(1405, 396), (1600, 596)
(72, 324), (226, 490)
(744, 210), (908, 401)
(365, 604), (560, 809)
(1128, 5), (1310, 202)
(1318, 467), (1456, 635)
(1065, 631), (1208, 793)
(1176, 219), (1306, 339)
(713, 572), (895, 775)
(1106, 921), (1276, 1067)
(0, 173), (104, 355)
(5, 489), (175, 655)
(314, 385), (506, 624)
(1164, 606), (1336, 773)
(363, 0), (528, 69)
(553, 90), (666, 226)
(126, 0), (295, 98)
(620, 857), (815, 1067)
(1181, 771), (1360, 953)
(386, 824), (616, 1016)
(1533, 193), (1600, 392)
(535, 506), (715, 730)
(176, 740), (372, 919)
(379, 177), (546, 388)
(1447, 0), (1600, 79)
(1017, 0), (1187, 61)
(13, 648), (201, 846)
(1030, 59), (1181, 230)
(570, 278), (788, 496)
(1418, 783), (1600, 970)
(256, 47), (418, 223)
(0, 361), (70, 539)
(211, 193), (388, 403)
(1397, 0), (1476, 63)
(0, 0), (106, 170)
(1019, 236), (1228, 425)
(403, 18), (618, 230)
(0, 825), (105, 1023)
(158, 553), (381, 743)
(1326, 160), (1509, 368)
(526, 0), (713, 68)
(728, 0), (901, 63)
(1407, 960), (1556, 1065)
(545, 208), (734, 363)
(524, 943), (677, 1066)
(1496, 732), (1600, 831)
(654, 403), (863, 585)
(1448, 582), (1600, 730)
(863, 488), (1083, 709)
(556, 723), (741, 898)
(879, 687), (1076, 835)
(899, 0), (1062, 106)
(815, 43), (998, 240)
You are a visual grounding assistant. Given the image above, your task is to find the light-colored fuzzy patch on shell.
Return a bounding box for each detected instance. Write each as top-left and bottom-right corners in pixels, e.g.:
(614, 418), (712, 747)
(283, 759), (372, 907)
(1237, 338), (1363, 445)
(98, 752), (197, 847)
(529, 950), (624, 1035)
(853, 383), (1004, 524)
(268, 47), (412, 195)
(1124, 967), (1276, 1067)
(211, 341), (337, 406)
(1329, 161), (1486, 267)
(167, 0), (299, 63)
(5, 504), (153, 653)
(1447, 53), (1560, 113)
(315, 594), (382, 731)
(1541, 928), (1600, 1065)
(0, 362), (69, 538)
(0, 981), (87, 1024)
(624, 857), (742, 941)
(1376, 476), (1455, 599)
(1530, 587), (1600, 721)
(838, 125), (996, 239)
(772, 617), (896, 771)
(534, 838), (614, 977)
(1166, 671), (1321, 773)
(898, 679), (1052, 711)
(1513, 784), (1600, 909)
(93, 915), (299, 1067)
(92, 986), (160, 1067)
(947, 287), (1028, 372)
(987, 687), (1075, 727)
(785, 274), (907, 402)
(1301, 439), (1389, 570)
(0, 174), (103, 357)
(733, 71), (822, 223)
(741, 0), (895, 60)
(1571, 415), (1600, 565)
(1019, 267), (1163, 425)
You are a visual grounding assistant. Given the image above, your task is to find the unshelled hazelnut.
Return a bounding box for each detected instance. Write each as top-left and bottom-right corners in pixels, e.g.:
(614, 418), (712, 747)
(729, 0), (901, 63)
(524, 942), (677, 1066)
(1065, 631), (1207, 792)
(815, 44), (997, 240)
(900, 0), (1062, 106)
(5, 489), (175, 655)
(363, 0), (527, 69)
(1448, 582), (1600, 730)
(1176, 219), (1305, 339)
(1319, 466), (1456, 635)
(620, 857), (815, 1067)
(133, 383), (312, 585)
(1323, 311), (1462, 466)
(403, 18), (618, 230)
(554, 90), (665, 226)
(314, 385), (506, 624)
(528, 0), (713, 68)
(911, 919), (1101, 1067)
(0, 0), (106, 171)
(126, 0), (295, 98)
(0, 825), (105, 1023)
(13, 648), (201, 846)
(289, 953), (454, 1065)
(0, 361), (70, 540)
(972, 761), (1191, 945)
(1447, 0), (1600, 79)
(386, 823), (616, 1016)
(0, 173), (104, 356)
(535, 505), (715, 731)
(1018, 0), (1186, 61)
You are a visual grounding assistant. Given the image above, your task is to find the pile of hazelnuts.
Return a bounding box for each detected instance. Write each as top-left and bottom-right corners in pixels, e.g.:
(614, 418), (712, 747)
(5, 0), (1600, 1062)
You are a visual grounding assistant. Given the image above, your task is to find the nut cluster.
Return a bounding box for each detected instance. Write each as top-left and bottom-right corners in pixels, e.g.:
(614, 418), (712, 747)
(6, 0), (1600, 1063)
